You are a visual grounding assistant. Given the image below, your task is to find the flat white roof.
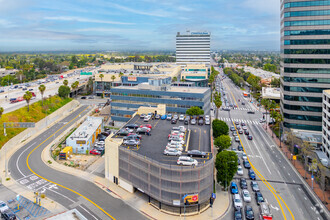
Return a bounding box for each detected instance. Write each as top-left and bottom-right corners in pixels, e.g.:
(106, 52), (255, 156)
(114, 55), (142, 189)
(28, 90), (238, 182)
(67, 117), (102, 141)
(262, 87), (280, 99)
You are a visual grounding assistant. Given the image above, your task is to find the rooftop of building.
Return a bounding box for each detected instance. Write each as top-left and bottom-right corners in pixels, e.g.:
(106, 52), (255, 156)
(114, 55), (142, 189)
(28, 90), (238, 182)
(261, 87), (281, 99)
(243, 66), (280, 79)
(67, 117), (102, 141)
(112, 114), (212, 166)
(323, 89), (330, 95)
(177, 31), (210, 36)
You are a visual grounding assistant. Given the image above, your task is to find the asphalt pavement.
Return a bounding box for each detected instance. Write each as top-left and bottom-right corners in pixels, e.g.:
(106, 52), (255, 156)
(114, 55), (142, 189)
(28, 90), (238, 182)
(215, 67), (327, 220)
(8, 105), (146, 220)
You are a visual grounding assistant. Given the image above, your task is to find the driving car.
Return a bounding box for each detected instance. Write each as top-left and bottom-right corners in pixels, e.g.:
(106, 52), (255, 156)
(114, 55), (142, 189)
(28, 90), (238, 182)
(242, 126), (248, 130)
(167, 142), (183, 148)
(187, 150), (207, 158)
(247, 111), (255, 114)
(164, 148), (182, 156)
(238, 129), (243, 134)
(177, 156), (198, 166)
(117, 129), (129, 136)
(242, 189), (251, 203)
(240, 178), (248, 189)
(242, 102), (245, 105)
(237, 166), (244, 176)
(123, 139), (140, 146)
(233, 131), (238, 136)
(230, 181), (239, 194)
(245, 205), (255, 220)
(191, 119), (197, 125)
(235, 121), (239, 125)
(248, 135), (253, 140)
(241, 122), (246, 126)
(238, 145), (243, 151)
(235, 137), (240, 142)
(249, 169), (256, 180)
(234, 209), (243, 220)
(236, 125), (241, 130)
(179, 115), (185, 121)
(259, 118), (266, 123)
(244, 160), (251, 169)
(244, 130), (250, 135)
(251, 181), (260, 192)
(242, 153), (248, 160)
(233, 194), (243, 210)
(255, 192), (265, 205)
(90, 149), (101, 155)
(230, 126), (236, 131)
(0, 201), (9, 213)
(161, 115), (167, 120)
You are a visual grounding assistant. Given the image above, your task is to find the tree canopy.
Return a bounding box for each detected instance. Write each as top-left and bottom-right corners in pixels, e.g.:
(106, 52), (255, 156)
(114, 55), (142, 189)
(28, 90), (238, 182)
(212, 119), (229, 138)
(186, 106), (204, 116)
(215, 151), (238, 189)
(214, 135), (232, 152)
(58, 85), (70, 98)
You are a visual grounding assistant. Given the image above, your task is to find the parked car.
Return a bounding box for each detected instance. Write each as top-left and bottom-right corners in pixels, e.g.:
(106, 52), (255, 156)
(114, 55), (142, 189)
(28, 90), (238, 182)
(230, 181), (238, 194)
(242, 189), (252, 203)
(171, 140), (185, 145)
(251, 181), (260, 192)
(90, 149), (101, 155)
(173, 115), (178, 120)
(161, 115), (167, 120)
(237, 166), (244, 176)
(171, 119), (177, 124)
(136, 127), (151, 134)
(0, 210), (16, 220)
(205, 118), (210, 125)
(167, 142), (183, 148)
(242, 102), (245, 105)
(187, 150), (206, 158)
(144, 115), (151, 122)
(124, 134), (142, 140)
(179, 115), (185, 121)
(117, 129), (129, 136)
(167, 114), (172, 120)
(255, 192), (265, 205)
(249, 170), (256, 180)
(166, 145), (183, 152)
(198, 119), (204, 125)
(191, 118), (196, 125)
(259, 118), (266, 123)
(248, 135), (253, 140)
(233, 194), (243, 210)
(245, 205), (255, 220)
(244, 160), (251, 169)
(240, 178), (248, 189)
(184, 118), (189, 125)
(126, 124), (139, 129)
(164, 148), (182, 156)
(140, 114), (146, 119)
(140, 124), (152, 129)
(234, 209), (243, 220)
(0, 201), (9, 213)
(177, 156), (198, 166)
(155, 114), (161, 119)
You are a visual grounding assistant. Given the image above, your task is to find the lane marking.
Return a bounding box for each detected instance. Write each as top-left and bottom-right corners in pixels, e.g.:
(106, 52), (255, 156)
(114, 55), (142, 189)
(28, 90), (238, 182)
(16, 142), (36, 177)
(25, 106), (116, 220)
(16, 173), (34, 181)
(79, 205), (98, 220)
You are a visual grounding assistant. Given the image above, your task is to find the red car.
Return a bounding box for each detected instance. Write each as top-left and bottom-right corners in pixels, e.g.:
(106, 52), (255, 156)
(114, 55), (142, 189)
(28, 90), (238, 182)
(90, 149), (101, 155)
(248, 135), (253, 140)
(140, 124), (152, 129)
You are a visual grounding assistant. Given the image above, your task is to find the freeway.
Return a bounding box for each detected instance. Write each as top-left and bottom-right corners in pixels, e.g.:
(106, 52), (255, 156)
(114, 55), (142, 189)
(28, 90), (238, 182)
(8, 105), (145, 220)
(215, 67), (328, 220)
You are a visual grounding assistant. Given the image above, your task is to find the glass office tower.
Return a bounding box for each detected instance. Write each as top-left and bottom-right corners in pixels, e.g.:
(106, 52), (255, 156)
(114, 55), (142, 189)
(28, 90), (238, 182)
(281, 0), (330, 131)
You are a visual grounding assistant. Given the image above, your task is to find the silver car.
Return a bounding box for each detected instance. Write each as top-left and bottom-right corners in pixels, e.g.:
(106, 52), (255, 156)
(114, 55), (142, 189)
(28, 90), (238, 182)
(191, 119), (197, 125)
(251, 181), (260, 192)
(123, 139), (140, 146)
(164, 148), (182, 156)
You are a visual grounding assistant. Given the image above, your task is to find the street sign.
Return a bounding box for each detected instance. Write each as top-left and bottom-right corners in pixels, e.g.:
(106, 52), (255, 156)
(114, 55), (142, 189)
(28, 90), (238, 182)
(173, 200), (180, 206)
(292, 155), (297, 160)
(4, 122), (35, 128)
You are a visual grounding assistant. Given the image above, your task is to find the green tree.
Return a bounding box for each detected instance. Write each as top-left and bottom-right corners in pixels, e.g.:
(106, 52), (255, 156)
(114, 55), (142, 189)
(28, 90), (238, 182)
(118, 72), (124, 78)
(71, 81), (79, 97)
(214, 135), (231, 152)
(213, 92), (222, 119)
(215, 151), (238, 189)
(0, 107), (4, 119)
(111, 75), (116, 82)
(185, 106), (204, 116)
(270, 77), (280, 87)
(99, 74), (104, 90)
(38, 84), (46, 106)
(172, 76), (177, 82)
(63, 79), (68, 86)
(212, 119), (229, 138)
(58, 85), (70, 98)
(23, 91), (33, 112)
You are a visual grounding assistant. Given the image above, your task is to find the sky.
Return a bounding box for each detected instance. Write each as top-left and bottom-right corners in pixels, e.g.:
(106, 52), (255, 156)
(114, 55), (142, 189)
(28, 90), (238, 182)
(0, 0), (280, 52)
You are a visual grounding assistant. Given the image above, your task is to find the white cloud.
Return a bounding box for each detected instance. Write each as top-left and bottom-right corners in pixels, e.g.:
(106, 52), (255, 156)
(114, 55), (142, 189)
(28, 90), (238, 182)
(106, 2), (172, 17)
(44, 16), (134, 25)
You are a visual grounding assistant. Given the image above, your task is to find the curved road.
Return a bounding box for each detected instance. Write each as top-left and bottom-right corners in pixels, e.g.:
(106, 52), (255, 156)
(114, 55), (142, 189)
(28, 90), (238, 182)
(8, 105), (145, 220)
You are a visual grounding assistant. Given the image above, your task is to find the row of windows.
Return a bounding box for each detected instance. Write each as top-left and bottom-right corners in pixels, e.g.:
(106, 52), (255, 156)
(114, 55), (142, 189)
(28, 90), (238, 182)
(283, 86), (327, 93)
(284, 20), (330, 26)
(111, 101), (195, 109)
(284, 95), (322, 102)
(284, 67), (330, 74)
(110, 93), (203, 101)
(283, 122), (322, 131)
(284, 1), (330, 8)
(284, 49), (330, 54)
(283, 104), (322, 112)
(284, 29), (330, 36)
(283, 76), (330, 84)
(284, 58), (330, 64)
(284, 10), (330, 17)
(284, 39), (330, 45)
(284, 113), (322, 122)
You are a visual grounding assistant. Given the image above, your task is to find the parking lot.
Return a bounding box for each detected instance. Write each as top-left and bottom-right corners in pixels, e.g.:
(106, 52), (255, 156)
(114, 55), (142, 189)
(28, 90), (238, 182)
(114, 114), (211, 166)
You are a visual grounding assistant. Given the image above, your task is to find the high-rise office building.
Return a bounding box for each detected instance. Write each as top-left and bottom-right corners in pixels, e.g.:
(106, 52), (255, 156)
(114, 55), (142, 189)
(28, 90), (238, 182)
(176, 31), (210, 65)
(281, 0), (330, 131)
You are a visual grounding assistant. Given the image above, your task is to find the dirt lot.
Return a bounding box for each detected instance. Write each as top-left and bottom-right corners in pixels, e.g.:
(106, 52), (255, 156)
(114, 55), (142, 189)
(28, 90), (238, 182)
(56, 154), (100, 170)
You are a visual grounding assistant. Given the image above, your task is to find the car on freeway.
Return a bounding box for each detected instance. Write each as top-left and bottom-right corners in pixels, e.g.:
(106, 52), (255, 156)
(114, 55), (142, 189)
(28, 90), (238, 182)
(0, 201), (9, 213)
(0, 209), (16, 220)
(242, 189), (251, 203)
(244, 160), (251, 169)
(240, 178), (248, 189)
(164, 148), (182, 156)
(90, 149), (101, 155)
(251, 181), (260, 192)
(244, 130), (249, 135)
(234, 209), (243, 220)
(205, 118), (210, 125)
(126, 124), (139, 129)
(230, 126), (236, 131)
(136, 127), (151, 134)
(255, 192), (265, 205)
(245, 205), (255, 220)
(140, 114), (146, 119)
(179, 115), (185, 121)
(167, 114), (172, 120)
(171, 119), (177, 124)
(155, 114), (161, 119)
(198, 118), (204, 125)
(191, 118), (197, 125)
(235, 137), (240, 142)
(247, 111), (255, 114)
(187, 150), (207, 158)
(144, 115), (151, 122)
(117, 129), (129, 136)
(161, 115), (167, 120)
(238, 129), (243, 134)
(233, 131), (238, 136)
(123, 139), (140, 146)
(237, 166), (243, 176)
(238, 145), (243, 151)
(230, 181), (238, 194)
(177, 156), (198, 166)
(233, 194), (243, 210)
(248, 135), (253, 140)
(242, 126), (248, 130)
(249, 169), (256, 180)
(241, 122), (246, 126)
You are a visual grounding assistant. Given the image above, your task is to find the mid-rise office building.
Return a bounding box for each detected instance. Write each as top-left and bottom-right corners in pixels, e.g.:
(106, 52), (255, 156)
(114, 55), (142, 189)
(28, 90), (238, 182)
(280, 0), (330, 131)
(176, 31), (210, 65)
(322, 90), (330, 159)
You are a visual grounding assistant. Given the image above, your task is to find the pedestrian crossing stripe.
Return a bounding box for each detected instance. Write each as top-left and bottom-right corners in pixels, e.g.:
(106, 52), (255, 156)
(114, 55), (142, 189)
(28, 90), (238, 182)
(219, 117), (260, 125)
(232, 107), (259, 111)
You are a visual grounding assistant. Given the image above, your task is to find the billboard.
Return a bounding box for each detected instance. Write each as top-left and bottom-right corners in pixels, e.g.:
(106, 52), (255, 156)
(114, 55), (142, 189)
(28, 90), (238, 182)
(127, 77), (137, 81)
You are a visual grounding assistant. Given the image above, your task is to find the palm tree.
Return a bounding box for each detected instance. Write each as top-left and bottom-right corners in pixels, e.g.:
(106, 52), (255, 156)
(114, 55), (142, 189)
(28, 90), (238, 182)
(213, 92), (222, 119)
(99, 74), (104, 91)
(23, 91), (33, 112)
(111, 75), (116, 82)
(71, 81), (79, 97)
(0, 107), (4, 119)
(38, 84), (46, 106)
(63, 79), (68, 86)
(118, 72), (124, 78)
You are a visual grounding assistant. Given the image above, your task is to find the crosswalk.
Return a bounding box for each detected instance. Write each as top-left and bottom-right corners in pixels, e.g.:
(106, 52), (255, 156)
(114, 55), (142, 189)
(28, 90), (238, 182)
(232, 107), (259, 111)
(219, 117), (261, 125)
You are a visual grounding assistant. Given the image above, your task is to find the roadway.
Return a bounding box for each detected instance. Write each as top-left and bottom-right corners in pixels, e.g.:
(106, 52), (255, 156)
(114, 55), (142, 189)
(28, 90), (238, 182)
(8, 105), (145, 220)
(215, 66), (328, 220)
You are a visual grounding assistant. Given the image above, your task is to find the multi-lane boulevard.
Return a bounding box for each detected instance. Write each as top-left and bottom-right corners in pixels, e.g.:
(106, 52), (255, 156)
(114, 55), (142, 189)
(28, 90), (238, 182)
(216, 67), (329, 220)
(8, 105), (145, 220)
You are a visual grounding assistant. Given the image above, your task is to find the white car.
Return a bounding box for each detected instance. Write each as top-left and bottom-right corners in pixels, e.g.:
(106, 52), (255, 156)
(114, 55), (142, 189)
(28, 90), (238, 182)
(172, 126), (186, 132)
(170, 131), (185, 137)
(177, 156), (198, 166)
(164, 148), (182, 156)
(171, 140), (185, 145)
(237, 166), (244, 176)
(167, 142), (183, 148)
(179, 115), (185, 121)
(0, 201), (9, 213)
(242, 153), (247, 160)
(242, 189), (251, 203)
(242, 126), (248, 130)
(144, 115), (151, 122)
(168, 135), (184, 141)
(233, 194), (243, 210)
(205, 118), (210, 125)
(166, 145), (183, 151)
(205, 115), (210, 120)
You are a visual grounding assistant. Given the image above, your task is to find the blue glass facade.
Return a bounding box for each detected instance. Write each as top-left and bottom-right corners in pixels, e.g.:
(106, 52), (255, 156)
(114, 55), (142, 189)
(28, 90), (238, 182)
(284, 29), (330, 36)
(284, 1), (330, 8)
(284, 10), (330, 17)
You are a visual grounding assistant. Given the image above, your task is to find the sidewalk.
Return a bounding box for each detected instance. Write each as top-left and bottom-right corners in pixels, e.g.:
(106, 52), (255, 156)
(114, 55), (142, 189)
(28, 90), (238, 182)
(263, 124), (330, 211)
